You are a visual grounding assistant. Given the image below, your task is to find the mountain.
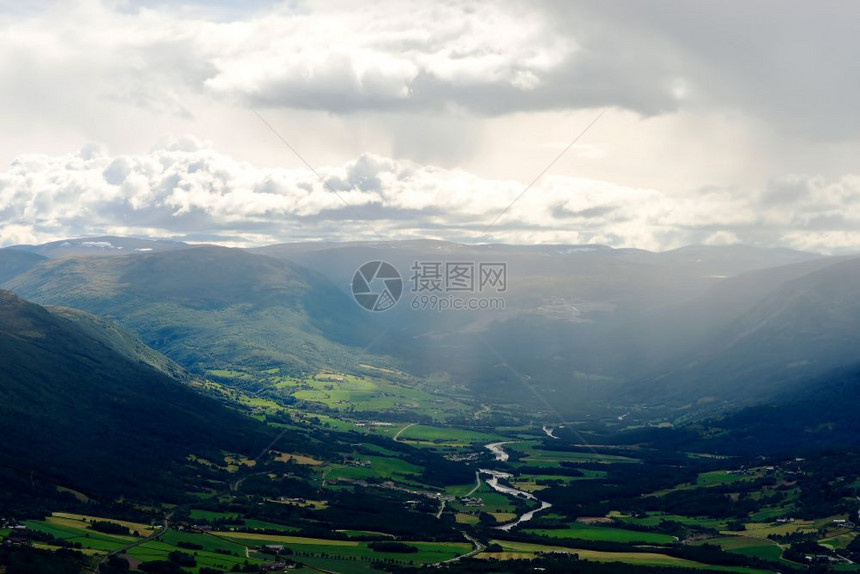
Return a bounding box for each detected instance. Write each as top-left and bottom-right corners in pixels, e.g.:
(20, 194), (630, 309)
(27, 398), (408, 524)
(5, 235), (191, 259)
(0, 249), (47, 283)
(251, 241), (829, 410)
(0, 290), (269, 502)
(2, 237), (853, 417)
(47, 305), (191, 381)
(628, 255), (860, 408)
(710, 363), (860, 454)
(621, 244), (820, 277)
(1, 245), (379, 377)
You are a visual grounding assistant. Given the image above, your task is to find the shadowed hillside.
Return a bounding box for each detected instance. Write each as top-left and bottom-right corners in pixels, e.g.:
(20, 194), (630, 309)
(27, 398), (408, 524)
(0, 290), (269, 501)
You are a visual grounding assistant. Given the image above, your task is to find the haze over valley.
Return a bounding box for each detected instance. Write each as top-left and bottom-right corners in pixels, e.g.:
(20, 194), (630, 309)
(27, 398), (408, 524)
(3, 2), (860, 573)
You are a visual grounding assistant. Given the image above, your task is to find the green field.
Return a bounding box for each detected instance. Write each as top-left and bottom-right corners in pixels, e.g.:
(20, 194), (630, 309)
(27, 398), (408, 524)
(23, 514), (266, 572)
(508, 443), (640, 467)
(188, 509), (239, 522)
(524, 522), (677, 544)
(393, 424), (505, 444)
(489, 540), (773, 572)
(610, 511), (728, 530)
(278, 373), (469, 421)
(692, 536), (785, 562)
(323, 455), (424, 482)
(217, 531), (470, 565)
(649, 469), (766, 497)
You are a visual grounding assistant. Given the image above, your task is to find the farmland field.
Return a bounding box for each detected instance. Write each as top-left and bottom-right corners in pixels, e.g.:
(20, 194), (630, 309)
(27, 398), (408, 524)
(488, 540), (773, 572)
(524, 522), (678, 543)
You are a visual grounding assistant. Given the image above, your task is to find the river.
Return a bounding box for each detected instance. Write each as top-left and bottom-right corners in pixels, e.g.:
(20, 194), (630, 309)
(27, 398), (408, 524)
(480, 442), (552, 531)
(485, 441), (516, 462)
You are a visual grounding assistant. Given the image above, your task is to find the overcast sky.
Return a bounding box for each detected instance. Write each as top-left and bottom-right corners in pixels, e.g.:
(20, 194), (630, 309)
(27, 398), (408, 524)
(1, 0), (859, 252)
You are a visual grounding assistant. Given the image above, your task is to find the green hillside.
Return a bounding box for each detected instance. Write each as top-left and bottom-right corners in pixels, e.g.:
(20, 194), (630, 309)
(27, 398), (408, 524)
(0, 290), (270, 505)
(2, 246), (382, 377)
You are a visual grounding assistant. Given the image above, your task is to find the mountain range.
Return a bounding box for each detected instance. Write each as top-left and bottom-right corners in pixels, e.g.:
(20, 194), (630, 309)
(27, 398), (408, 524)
(2, 236), (858, 419)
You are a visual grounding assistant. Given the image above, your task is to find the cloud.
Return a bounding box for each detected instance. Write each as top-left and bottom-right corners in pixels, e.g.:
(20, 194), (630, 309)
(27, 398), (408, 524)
(197, 1), (577, 112)
(2, 0), (858, 140)
(2, 138), (860, 253)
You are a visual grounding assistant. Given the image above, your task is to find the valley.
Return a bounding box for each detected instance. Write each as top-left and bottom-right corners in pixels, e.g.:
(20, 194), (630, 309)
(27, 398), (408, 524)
(2, 240), (860, 573)
(4, 357), (860, 573)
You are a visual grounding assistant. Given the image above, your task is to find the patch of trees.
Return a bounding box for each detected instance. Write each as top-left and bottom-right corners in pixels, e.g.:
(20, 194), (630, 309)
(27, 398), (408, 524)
(0, 546), (86, 574)
(610, 518), (709, 539)
(344, 430), (473, 486)
(316, 487), (461, 540)
(89, 520), (130, 535)
(792, 451), (860, 518)
(168, 550), (196, 567)
(139, 560), (187, 573)
(783, 541), (834, 564)
(101, 555), (130, 573)
(635, 487), (753, 519)
(368, 541), (419, 553)
(385, 552), (761, 574)
(489, 532), (788, 573)
(235, 474), (318, 499)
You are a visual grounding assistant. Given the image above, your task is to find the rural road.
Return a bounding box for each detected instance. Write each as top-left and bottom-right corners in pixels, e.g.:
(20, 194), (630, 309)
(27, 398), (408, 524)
(89, 518), (169, 573)
(434, 532), (487, 566)
(393, 422), (417, 442)
(230, 471), (269, 493)
(465, 471), (482, 496)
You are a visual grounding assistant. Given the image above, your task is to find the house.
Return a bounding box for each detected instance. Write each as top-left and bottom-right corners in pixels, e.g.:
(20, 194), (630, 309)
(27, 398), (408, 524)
(262, 562), (295, 571)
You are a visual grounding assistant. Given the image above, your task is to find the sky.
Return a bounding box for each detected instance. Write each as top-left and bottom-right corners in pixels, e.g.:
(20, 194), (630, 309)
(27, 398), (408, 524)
(1, 0), (860, 252)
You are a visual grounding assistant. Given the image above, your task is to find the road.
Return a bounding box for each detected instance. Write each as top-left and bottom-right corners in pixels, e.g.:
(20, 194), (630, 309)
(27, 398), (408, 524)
(393, 422), (417, 442)
(433, 532), (487, 565)
(89, 518), (169, 573)
(230, 470), (269, 493)
(465, 470), (482, 496)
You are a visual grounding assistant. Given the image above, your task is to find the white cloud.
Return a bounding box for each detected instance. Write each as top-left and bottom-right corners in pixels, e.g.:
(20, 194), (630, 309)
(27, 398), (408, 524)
(1, 1), (860, 252)
(198, 1), (574, 109)
(0, 0), (574, 119)
(2, 138), (860, 253)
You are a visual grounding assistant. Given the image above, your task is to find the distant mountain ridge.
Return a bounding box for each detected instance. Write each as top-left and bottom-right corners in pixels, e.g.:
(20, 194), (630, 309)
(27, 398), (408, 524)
(1, 244), (380, 375)
(5, 235), (191, 259)
(626, 255), (860, 407)
(2, 236), (858, 418)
